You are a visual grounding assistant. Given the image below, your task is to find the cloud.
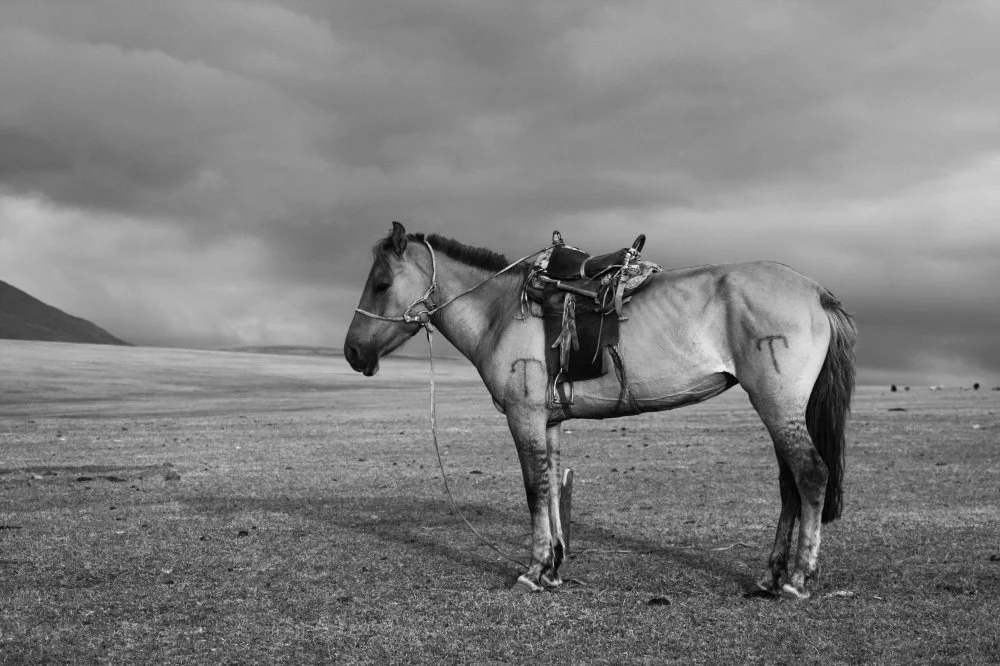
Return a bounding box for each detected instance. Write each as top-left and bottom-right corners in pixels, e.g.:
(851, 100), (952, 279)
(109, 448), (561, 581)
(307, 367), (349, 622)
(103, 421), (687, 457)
(0, 0), (998, 384)
(0, 195), (348, 348)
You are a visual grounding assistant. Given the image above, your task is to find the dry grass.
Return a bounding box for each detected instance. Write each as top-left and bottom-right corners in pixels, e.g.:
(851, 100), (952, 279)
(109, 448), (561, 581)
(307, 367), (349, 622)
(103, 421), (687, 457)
(1, 340), (999, 664)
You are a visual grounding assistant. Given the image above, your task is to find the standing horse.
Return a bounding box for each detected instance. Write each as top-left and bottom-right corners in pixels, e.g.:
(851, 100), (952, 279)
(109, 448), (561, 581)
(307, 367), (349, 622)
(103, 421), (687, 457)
(344, 222), (856, 599)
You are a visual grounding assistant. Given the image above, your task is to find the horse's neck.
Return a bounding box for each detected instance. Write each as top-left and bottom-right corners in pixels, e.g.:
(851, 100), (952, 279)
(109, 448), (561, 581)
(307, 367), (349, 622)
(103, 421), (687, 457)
(430, 257), (523, 363)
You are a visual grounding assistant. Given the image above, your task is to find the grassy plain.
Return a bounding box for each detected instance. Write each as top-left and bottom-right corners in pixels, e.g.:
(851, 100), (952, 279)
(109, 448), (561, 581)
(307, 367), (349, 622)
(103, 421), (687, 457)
(1, 340), (998, 664)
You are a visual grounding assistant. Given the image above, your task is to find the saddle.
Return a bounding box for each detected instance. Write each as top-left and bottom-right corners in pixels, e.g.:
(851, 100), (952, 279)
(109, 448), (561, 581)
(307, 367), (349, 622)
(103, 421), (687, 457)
(523, 230), (661, 405)
(545, 241), (634, 281)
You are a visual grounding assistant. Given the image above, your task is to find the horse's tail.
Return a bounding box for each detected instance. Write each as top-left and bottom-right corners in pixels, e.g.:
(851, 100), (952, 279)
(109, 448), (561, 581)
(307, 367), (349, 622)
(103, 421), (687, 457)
(807, 290), (857, 523)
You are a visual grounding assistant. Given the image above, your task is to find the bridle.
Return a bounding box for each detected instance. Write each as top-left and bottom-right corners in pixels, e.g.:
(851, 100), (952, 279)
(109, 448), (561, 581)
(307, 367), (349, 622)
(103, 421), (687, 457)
(354, 238), (557, 331)
(354, 238), (440, 329)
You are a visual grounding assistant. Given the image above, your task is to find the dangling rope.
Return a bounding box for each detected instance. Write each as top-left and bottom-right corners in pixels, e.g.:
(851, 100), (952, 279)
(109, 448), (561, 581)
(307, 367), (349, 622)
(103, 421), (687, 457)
(355, 239), (560, 569)
(423, 324), (528, 568)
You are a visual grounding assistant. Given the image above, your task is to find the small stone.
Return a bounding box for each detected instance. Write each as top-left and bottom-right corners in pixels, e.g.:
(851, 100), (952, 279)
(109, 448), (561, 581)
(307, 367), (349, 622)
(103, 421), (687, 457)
(826, 590), (855, 598)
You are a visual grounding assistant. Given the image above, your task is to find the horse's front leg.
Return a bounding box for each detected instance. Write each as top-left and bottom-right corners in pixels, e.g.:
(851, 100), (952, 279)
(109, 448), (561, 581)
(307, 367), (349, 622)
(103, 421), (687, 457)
(507, 408), (564, 591)
(545, 423), (566, 582)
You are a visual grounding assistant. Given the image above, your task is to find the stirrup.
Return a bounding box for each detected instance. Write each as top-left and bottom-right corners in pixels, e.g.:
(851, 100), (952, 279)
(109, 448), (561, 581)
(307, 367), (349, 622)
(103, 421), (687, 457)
(551, 369), (574, 406)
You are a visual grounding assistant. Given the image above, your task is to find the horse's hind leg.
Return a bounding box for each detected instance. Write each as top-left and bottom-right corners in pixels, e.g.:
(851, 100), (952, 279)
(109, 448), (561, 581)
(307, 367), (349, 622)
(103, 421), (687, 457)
(759, 414), (828, 599)
(757, 458), (800, 594)
(738, 320), (830, 598)
(742, 353), (827, 598)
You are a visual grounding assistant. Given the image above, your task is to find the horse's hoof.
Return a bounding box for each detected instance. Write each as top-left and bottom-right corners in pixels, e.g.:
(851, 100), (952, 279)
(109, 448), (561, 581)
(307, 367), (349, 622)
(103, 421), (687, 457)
(780, 583), (810, 600)
(512, 575), (543, 593)
(754, 577), (780, 596)
(541, 573), (563, 589)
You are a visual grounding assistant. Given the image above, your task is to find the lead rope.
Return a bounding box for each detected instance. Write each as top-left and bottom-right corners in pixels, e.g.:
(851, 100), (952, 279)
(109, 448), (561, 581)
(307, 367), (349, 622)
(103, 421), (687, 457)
(357, 239), (557, 569)
(423, 324), (528, 569)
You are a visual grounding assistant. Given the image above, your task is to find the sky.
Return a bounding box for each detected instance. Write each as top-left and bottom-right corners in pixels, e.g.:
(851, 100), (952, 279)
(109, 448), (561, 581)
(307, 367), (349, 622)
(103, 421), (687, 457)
(1, 0), (998, 387)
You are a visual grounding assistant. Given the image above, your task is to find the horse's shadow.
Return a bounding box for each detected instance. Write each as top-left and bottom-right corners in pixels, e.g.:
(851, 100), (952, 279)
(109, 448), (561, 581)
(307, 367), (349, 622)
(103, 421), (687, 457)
(182, 493), (757, 594)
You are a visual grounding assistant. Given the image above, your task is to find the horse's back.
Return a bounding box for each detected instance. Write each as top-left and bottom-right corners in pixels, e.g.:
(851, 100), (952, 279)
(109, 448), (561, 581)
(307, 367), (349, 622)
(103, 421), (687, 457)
(617, 260), (833, 397)
(655, 260), (827, 300)
(630, 260), (827, 332)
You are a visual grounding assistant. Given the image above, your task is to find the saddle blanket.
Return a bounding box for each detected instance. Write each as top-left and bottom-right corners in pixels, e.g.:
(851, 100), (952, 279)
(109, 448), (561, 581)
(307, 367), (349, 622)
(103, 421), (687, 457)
(533, 260), (660, 384)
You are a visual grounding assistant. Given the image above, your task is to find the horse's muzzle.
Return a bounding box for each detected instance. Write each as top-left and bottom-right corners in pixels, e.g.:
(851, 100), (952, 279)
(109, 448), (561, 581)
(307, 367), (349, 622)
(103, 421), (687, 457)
(344, 342), (380, 376)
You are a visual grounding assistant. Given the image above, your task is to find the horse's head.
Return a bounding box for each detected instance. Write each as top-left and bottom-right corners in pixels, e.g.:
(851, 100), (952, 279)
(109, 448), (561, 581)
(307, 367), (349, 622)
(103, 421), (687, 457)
(344, 221), (433, 376)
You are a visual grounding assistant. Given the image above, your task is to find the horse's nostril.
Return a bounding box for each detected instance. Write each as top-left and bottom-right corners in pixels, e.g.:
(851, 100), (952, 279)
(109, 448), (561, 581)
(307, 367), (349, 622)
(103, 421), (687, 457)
(345, 343), (377, 375)
(345, 343), (360, 363)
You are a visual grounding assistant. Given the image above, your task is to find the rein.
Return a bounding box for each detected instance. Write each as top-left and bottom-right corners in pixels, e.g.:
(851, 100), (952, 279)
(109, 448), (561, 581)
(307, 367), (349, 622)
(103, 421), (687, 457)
(354, 239), (556, 568)
(354, 239), (554, 326)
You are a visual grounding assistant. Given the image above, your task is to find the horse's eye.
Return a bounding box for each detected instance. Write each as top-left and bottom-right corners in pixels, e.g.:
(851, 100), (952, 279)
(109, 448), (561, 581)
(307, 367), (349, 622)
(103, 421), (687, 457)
(374, 282), (391, 293)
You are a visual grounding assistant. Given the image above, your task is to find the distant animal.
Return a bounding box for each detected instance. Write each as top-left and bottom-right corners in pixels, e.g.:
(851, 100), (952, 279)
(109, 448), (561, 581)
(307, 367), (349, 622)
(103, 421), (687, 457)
(891, 384), (898, 392)
(345, 222), (857, 600)
(973, 383), (980, 391)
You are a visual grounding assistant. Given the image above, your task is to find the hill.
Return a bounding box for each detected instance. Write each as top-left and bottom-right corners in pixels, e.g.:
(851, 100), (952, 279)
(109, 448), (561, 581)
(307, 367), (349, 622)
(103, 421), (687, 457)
(0, 279), (130, 346)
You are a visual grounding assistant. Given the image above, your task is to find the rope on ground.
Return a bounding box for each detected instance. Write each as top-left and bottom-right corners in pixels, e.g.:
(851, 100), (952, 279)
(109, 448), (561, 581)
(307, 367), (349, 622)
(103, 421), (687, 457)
(572, 542), (756, 557)
(425, 326), (529, 570)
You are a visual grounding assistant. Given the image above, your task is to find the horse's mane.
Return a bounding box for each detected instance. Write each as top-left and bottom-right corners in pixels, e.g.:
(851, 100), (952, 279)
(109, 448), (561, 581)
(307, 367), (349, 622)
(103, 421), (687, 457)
(373, 231), (511, 272)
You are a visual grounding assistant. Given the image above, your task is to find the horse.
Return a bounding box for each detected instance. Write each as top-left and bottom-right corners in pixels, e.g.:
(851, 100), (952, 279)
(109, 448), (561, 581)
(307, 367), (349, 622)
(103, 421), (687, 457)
(344, 222), (856, 599)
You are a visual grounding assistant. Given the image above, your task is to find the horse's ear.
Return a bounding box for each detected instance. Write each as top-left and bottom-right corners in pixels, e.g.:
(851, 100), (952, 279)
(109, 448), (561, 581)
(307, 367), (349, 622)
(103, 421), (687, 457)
(390, 221), (407, 256)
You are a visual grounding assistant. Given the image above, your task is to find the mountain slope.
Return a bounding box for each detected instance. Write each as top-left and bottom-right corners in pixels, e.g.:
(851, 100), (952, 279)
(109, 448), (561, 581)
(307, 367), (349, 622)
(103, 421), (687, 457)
(0, 280), (130, 346)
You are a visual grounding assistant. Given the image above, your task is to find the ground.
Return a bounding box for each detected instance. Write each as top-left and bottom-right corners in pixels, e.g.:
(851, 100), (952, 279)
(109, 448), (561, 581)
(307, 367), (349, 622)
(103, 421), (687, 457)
(1, 340), (998, 664)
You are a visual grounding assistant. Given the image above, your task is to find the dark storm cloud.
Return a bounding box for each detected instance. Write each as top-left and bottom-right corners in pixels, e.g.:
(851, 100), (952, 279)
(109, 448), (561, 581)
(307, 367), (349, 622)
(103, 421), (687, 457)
(1, 0), (998, 383)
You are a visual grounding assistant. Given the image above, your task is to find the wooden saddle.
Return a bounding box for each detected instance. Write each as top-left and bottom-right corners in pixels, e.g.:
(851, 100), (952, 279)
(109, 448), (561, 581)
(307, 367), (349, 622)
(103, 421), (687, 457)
(522, 231), (661, 405)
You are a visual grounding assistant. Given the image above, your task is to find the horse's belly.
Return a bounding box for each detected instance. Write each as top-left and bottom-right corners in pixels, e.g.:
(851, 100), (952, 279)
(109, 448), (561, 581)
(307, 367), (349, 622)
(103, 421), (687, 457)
(554, 370), (737, 421)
